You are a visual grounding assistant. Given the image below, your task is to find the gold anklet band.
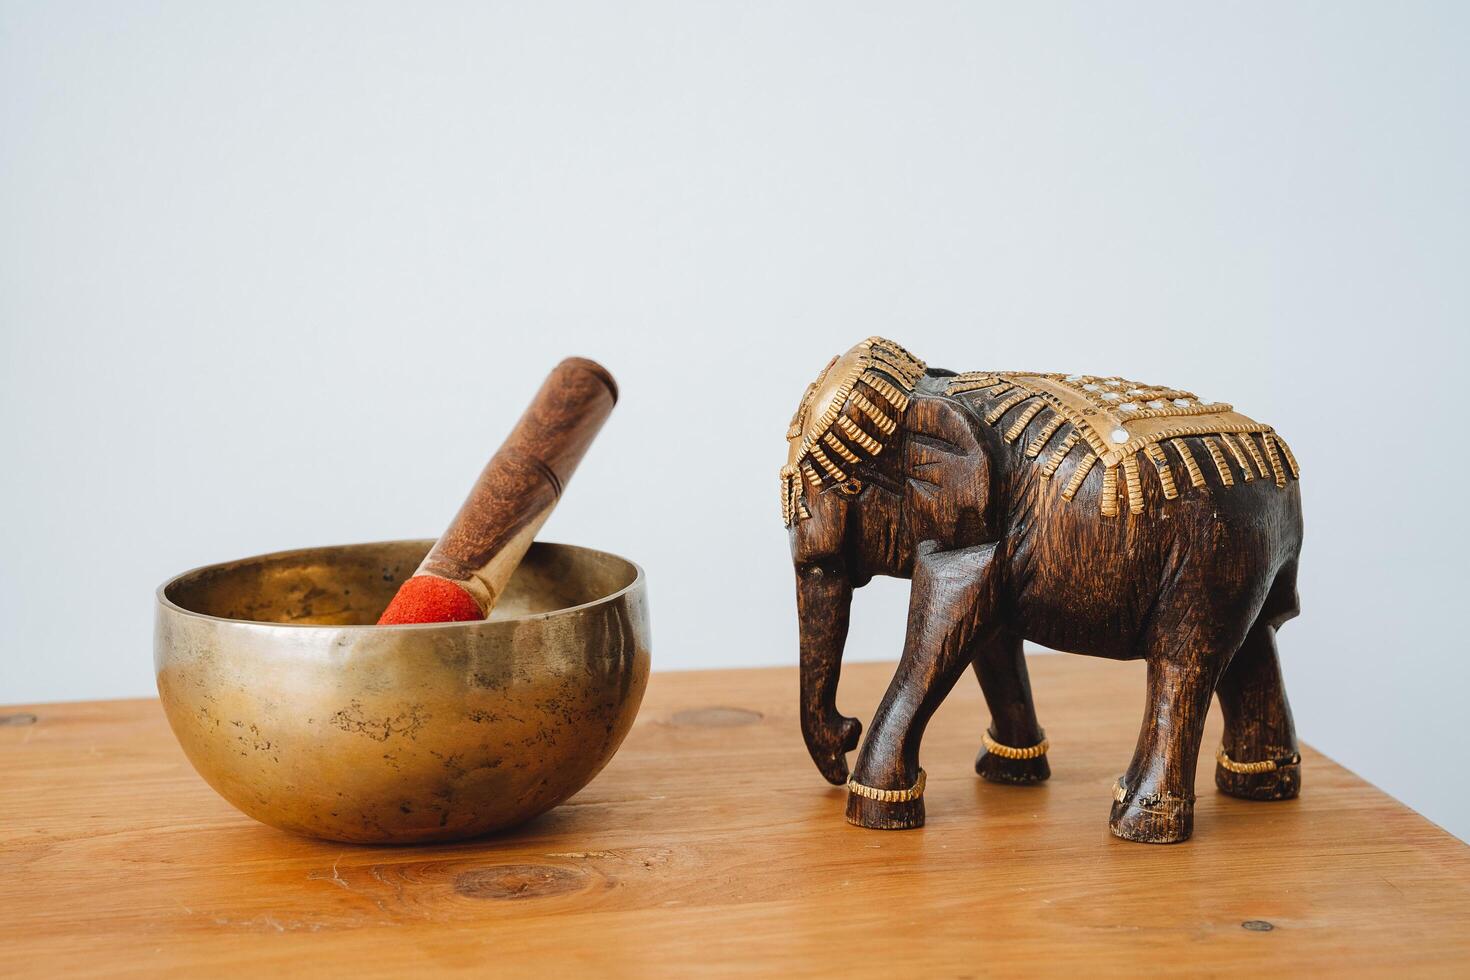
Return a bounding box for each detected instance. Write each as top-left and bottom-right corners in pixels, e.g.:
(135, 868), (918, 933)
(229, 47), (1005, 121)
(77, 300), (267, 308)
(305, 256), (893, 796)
(1216, 746), (1301, 775)
(982, 730), (1049, 760)
(847, 769), (926, 803)
(1112, 778), (1194, 805)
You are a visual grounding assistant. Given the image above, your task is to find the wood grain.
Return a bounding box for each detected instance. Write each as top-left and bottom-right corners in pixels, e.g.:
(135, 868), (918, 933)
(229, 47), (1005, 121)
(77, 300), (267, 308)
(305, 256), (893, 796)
(404, 356), (617, 614)
(3, 658), (1468, 977)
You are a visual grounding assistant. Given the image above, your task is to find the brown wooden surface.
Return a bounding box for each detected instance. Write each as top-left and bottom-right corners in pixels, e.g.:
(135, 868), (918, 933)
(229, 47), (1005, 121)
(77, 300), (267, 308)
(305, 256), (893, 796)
(3, 657), (1468, 977)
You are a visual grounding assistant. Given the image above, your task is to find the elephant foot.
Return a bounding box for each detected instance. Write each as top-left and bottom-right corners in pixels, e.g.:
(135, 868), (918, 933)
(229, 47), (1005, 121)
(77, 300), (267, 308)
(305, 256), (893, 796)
(1215, 748), (1302, 801)
(845, 767), (927, 830)
(1108, 778), (1194, 844)
(975, 748), (1050, 785)
(846, 792), (925, 830)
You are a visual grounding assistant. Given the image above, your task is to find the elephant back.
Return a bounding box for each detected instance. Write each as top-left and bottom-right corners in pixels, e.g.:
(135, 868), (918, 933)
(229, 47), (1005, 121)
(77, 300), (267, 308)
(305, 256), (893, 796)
(946, 371), (1300, 518)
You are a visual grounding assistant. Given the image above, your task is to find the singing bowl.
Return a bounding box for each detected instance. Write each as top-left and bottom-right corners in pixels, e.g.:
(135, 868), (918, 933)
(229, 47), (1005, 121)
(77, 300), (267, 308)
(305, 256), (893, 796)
(154, 540), (650, 844)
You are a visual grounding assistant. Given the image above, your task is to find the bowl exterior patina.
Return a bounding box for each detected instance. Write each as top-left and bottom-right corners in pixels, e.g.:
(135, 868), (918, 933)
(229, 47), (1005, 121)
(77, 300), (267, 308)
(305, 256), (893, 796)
(154, 540), (649, 844)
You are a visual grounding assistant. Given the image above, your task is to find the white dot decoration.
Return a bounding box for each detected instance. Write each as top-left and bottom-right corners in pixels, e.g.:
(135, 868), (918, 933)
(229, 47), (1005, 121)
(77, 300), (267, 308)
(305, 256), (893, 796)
(1148, 399), (1165, 409)
(1110, 427), (1130, 443)
(1102, 392), (1120, 401)
(1065, 374), (1082, 382)
(1082, 383), (1100, 391)
(1119, 402), (1138, 412)
(1173, 398), (1191, 407)
(1127, 389), (1144, 396)
(1105, 380), (1122, 387)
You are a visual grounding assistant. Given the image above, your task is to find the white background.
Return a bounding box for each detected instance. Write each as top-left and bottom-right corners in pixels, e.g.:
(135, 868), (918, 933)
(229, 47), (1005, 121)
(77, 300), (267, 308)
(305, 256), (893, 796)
(2, 3), (1466, 840)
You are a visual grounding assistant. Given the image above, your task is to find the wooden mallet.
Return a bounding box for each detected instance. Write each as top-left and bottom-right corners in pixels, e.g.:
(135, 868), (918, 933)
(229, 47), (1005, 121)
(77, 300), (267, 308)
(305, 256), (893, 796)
(377, 357), (618, 625)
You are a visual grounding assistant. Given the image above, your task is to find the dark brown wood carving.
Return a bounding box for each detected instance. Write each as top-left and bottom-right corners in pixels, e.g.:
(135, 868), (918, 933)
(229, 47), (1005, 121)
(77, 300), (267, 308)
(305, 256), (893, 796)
(783, 338), (1303, 843)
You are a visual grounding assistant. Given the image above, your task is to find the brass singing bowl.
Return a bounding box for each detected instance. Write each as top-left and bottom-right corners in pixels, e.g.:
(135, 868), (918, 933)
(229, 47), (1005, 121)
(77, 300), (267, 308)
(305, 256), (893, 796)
(154, 540), (650, 844)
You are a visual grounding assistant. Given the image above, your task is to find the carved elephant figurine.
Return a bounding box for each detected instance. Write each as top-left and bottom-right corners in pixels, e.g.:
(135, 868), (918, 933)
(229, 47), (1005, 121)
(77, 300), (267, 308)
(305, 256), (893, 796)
(781, 338), (1303, 843)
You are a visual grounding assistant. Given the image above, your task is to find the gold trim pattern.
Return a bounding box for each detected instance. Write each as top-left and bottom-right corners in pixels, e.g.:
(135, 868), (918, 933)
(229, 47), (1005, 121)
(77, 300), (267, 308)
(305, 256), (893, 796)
(1144, 443), (1178, 500)
(1100, 464), (1120, 518)
(1061, 451), (1098, 501)
(1219, 433), (1254, 483)
(781, 338), (926, 526)
(1239, 431), (1270, 479)
(1040, 431), (1080, 479)
(1262, 432), (1288, 488)
(981, 730), (1049, 760)
(1202, 437), (1234, 487)
(942, 369), (1299, 517)
(784, 347), (1299, 525)
(847, 768), (926, 803)
(1216, 746), (1301, 775)
(1171, 438), (1206, 489)
(1277, 435), (1301, 478)
(1121, 453), (1144, 515)
(1004, 400), (1047, 443)
(1026, 412), (1066, 458)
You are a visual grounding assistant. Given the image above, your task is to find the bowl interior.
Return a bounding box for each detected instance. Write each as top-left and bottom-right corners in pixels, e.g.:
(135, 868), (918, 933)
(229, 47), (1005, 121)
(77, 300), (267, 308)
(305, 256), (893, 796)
(162, 540), (636, 626)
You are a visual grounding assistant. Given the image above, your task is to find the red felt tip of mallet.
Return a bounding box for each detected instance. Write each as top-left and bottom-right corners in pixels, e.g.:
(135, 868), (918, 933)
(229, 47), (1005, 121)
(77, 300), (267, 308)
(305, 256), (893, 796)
(377, 574), (485, 625)
(376, 357), (618, 626)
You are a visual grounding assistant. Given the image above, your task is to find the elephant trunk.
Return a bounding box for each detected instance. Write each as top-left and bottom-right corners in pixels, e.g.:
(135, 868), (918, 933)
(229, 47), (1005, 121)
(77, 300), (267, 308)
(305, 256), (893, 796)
(795, 562), (861, 784)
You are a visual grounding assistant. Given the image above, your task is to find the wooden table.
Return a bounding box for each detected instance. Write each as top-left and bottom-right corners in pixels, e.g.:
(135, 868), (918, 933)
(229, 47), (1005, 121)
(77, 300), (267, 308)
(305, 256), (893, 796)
(3, 658), (1468, 977)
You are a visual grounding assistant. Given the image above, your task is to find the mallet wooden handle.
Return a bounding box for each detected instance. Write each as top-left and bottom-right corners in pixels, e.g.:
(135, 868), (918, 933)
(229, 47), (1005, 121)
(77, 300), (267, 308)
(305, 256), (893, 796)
(377, 357), (617, 624)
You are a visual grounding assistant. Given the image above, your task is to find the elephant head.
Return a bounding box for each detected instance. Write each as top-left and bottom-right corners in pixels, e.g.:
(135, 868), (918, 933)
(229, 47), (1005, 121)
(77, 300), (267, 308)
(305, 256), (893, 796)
(782, 338), (997, 783)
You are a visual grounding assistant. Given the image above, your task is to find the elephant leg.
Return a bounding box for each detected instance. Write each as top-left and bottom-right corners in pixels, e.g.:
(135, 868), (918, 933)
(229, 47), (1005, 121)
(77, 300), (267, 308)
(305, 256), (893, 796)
(1215, 619), (1301, 801)
(846, 543), (1000, 831)
(1109, 585), (1260, 845)
(1109, 653), (1225, 844)
(971, 632), (1050, 785)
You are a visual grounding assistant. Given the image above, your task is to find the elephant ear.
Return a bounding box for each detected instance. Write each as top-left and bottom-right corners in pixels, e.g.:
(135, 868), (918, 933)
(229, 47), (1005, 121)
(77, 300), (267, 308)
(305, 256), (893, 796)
(902, 393), (995, 548)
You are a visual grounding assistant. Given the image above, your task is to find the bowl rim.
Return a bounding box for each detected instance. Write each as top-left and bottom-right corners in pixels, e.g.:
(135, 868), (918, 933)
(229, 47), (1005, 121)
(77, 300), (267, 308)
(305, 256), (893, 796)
(155, 538), (645, 632)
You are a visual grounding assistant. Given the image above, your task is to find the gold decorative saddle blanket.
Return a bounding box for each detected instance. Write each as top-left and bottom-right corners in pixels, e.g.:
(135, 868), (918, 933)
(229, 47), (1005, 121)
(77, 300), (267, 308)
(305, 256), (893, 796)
(779, 337), (1299, 526)
(946, 371), (1299, 517)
